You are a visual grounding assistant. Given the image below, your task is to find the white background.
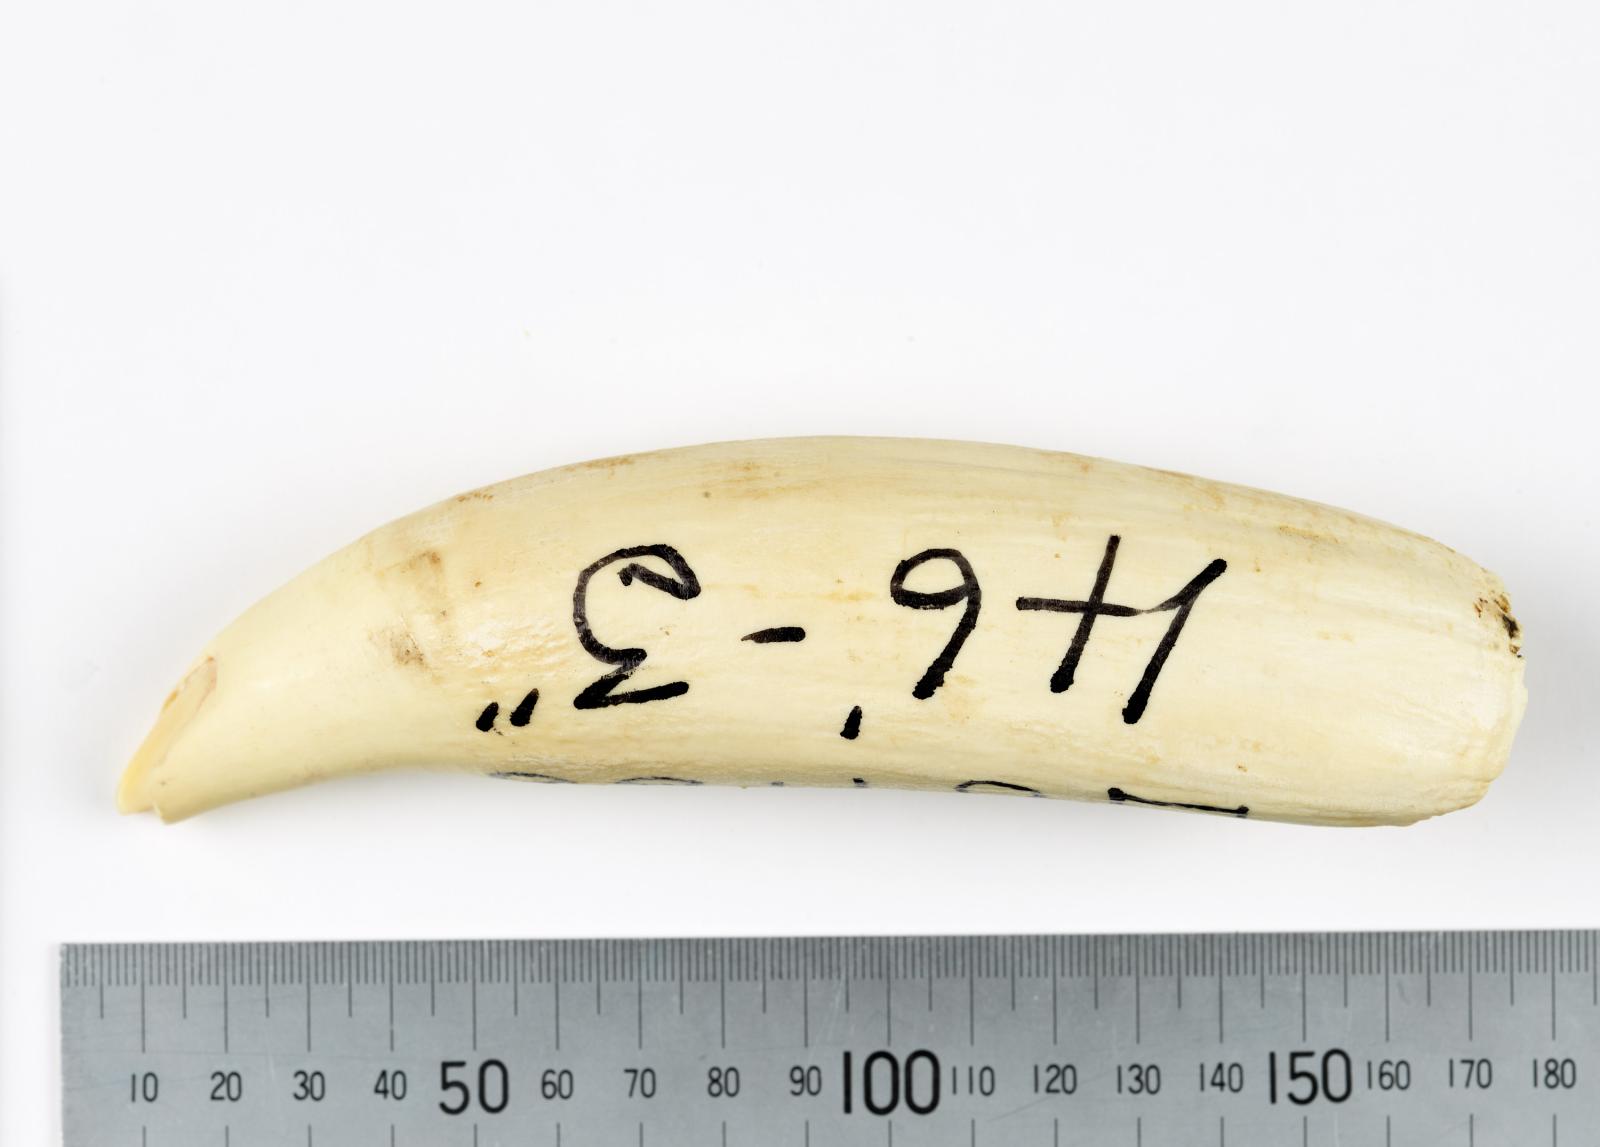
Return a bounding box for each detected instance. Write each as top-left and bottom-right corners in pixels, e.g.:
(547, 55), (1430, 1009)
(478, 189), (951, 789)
(2, 1), (1597, 1138)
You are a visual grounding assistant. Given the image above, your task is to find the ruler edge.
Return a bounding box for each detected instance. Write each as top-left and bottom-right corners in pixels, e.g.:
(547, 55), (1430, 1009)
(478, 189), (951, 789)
(60, 930), (1600, 987)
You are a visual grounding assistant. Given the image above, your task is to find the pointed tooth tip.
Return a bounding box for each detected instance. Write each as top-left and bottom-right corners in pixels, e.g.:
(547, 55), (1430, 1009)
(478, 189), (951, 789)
(118, 656), (218, 821)
(117, 728), (164, 816)
(115, 777), (154, 816)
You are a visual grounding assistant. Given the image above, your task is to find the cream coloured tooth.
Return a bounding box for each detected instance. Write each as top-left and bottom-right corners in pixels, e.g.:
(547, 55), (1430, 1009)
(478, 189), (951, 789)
(118, 436), (1525, 825)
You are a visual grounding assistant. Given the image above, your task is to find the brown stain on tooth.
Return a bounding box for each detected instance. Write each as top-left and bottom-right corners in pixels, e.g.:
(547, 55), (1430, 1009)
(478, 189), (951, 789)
(380, 548), (444, 577)
(567, 453), (637, 473)
(383, 627), (427, 668)
(1277, 522), (1339, 545)
(1475, 594), (1523, 657)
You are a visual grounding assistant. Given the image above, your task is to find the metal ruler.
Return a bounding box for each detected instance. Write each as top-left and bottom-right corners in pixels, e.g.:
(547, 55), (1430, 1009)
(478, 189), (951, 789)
(62, 933), (1600, 1146)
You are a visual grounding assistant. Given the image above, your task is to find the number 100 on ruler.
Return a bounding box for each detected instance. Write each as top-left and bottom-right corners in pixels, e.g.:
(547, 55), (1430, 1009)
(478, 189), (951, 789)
(61, 933), (1600, 1145)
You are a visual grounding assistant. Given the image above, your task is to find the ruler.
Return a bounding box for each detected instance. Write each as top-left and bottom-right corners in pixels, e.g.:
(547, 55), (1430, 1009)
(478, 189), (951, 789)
(63, 933), (1598, 1146)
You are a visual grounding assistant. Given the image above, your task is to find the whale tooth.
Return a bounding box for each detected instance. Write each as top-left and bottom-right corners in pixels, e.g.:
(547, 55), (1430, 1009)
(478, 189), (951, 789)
(118, 436), (1525, 825)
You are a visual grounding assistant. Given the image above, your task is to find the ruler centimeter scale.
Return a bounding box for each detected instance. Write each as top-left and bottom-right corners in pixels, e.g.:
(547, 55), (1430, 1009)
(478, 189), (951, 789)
(62, 933), (1600, 1146)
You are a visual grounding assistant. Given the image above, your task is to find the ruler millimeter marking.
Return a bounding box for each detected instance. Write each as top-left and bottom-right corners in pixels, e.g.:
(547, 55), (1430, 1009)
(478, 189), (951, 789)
(62, 933), (1600, 1146)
